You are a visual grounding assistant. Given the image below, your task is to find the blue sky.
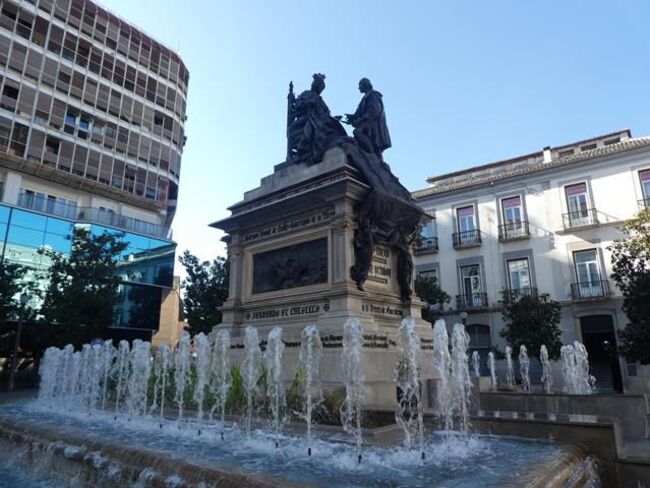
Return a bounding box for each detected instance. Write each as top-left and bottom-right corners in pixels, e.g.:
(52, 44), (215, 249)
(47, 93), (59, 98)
(105, 0), (650, 262)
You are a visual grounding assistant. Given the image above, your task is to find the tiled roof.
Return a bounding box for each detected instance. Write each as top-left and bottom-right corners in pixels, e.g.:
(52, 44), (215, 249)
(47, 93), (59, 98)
(413, 136), (650, 199)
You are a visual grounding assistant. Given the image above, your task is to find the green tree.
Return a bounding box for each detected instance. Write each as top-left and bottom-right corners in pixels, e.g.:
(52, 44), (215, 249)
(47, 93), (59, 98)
(0, 261), (29, 328)
(500, 293), (562, 359)
(609, 207), (650, 363)
(178, 251), (230, 335)
(38, 227), (128, 348)
(414, 274), (450, 324)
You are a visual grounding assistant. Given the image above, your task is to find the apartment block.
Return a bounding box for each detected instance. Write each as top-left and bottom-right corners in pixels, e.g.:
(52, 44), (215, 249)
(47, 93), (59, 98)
(413, 129), (650, 393)
(0, 0), (188, 342)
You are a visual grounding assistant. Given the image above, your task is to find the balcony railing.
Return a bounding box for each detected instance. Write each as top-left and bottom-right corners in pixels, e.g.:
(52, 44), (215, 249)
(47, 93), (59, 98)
(498, 221), (530, 241)
(414, 236), (438, 254)
(452, 230), (482, 248)
(456, 292), (488, 310)
(571, 280), (610, 300)
(638, 198), (650, 208)
(501, 287), (538, 303)
(16, 193), (168, 239)
(562, 208), (599, 229)
(17, 193), (78, 220)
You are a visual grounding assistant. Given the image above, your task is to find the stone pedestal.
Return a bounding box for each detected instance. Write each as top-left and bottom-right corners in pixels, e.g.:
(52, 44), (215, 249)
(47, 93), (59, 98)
(211, 148), (435, 410)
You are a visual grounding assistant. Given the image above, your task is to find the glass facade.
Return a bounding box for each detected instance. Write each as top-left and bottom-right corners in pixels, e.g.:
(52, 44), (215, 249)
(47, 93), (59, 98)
(0, 202), (175, 330)
(0, 0), (187, 216)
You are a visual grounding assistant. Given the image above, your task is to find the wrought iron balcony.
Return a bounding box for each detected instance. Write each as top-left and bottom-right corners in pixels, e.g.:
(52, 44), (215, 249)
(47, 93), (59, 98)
(562, 208), (599, 229)
(456, 292), (488, 310)
(414, 236), (438, 254)
(571, 280), (610, 301)
(452, 230), (482, 248)
(501, 287), (538, 303)
(498, 221), (530, 241)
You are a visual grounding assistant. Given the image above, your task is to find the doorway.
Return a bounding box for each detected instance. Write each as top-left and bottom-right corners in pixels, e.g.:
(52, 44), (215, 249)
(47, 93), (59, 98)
(579, 315), (623, 393)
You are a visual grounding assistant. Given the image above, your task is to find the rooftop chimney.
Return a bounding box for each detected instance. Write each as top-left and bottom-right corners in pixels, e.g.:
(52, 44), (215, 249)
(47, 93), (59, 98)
(543, 146), (552, 164)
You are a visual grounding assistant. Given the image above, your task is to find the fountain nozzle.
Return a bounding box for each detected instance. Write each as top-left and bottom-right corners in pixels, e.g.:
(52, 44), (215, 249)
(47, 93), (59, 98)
(275, 441), (279, 449)
(421, 451), (425, 460)
(358, 454), (362, 464)
(308, 447), (312, 456)
(197, 429), (201, 436)
(220, 432), (224, 440)
(159, 423), (163, 430)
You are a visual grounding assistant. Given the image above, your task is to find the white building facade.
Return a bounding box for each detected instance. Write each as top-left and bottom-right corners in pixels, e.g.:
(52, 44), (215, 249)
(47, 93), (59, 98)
(413, 129), (650, 393)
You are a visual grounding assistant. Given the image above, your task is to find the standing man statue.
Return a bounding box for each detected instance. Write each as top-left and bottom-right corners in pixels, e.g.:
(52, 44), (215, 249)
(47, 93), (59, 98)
(345, 78), (392, 157)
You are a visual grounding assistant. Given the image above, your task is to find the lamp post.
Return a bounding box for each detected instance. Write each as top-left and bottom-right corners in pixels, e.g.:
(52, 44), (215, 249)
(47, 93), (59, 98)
(8, 292), (29, 392)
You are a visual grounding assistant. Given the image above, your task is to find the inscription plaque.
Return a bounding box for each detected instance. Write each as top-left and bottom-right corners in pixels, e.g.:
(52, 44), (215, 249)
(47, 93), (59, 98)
(252, 238), (328, 294)
(365, 246), (392, 287)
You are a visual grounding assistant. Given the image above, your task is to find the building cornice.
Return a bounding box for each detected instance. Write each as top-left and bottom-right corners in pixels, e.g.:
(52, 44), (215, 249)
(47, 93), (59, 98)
(414, 135), (650, 201)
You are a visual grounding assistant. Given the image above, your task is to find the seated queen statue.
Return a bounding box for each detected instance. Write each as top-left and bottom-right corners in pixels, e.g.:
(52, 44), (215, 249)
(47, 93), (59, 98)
(286, 73), (347, 166)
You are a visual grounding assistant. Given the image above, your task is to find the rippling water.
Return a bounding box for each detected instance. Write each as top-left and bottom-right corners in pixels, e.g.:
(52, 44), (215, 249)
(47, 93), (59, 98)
(0, 402), (565, 488)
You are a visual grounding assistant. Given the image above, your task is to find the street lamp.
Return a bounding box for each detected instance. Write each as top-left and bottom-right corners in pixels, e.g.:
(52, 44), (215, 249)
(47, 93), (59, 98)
(8, 292), (29, 392)
(460, 311), (468, 326)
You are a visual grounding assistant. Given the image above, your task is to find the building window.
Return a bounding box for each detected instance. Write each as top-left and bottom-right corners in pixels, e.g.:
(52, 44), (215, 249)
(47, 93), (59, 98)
(573, 249), (606, 299)
(564, 182), (596, 227)
(454, 205), (480, 247)
(460, 264), (484, 307)
(507, 258), (531, 292)
(639, 170), (650, 207)
(502, 196), (522, 224)
(418, 268), (437, 281)
(457, 206), (476, 233)
(45, 136), (60, 154)
(499, 195), (529, 240)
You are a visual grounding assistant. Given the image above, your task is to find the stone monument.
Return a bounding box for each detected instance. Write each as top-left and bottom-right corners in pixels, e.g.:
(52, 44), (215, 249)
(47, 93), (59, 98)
(211, 75), (435, 409)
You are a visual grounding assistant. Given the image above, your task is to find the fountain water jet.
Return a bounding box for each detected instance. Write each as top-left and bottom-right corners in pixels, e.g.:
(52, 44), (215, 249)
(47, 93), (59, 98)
(126, 340), (151, 417)
(113, 341), (130, 414)
(340, 318), (365, 462)
(174, 332), (192, 421)
(100, 340), (116, 411)
(242, 326), (262, 435)
(192, 333), (210, 421)
(451, 323), (472, 435)
(299, 324), (323, 456)
(471, 350), (480, 380)
(151, 344), (172, 419)
(518, 345), (530, 393)
(487, 351), (497, 392)
(505, 346), (515, 388)
(209, 330), (231, 423)
(432, 320), (452, 431)
(395, 317), (425, 458)
(264, 326), (285, 445)
(540, 345), (553, 394)
(561, 342), (594, 394)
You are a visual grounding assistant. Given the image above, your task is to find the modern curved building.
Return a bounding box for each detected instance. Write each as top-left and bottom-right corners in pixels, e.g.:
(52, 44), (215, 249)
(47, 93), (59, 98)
(0, 0), (188, 341)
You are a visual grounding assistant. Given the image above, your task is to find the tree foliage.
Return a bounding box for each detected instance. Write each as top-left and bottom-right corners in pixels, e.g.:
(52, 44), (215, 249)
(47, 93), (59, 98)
(0, 261), (29, 327)
(609, 207), (650, 363)
(38, 227), (128, 348)
(414, 274), (450, 324)
(178, 250), (230, 335)
(500, 293), (562, 359)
